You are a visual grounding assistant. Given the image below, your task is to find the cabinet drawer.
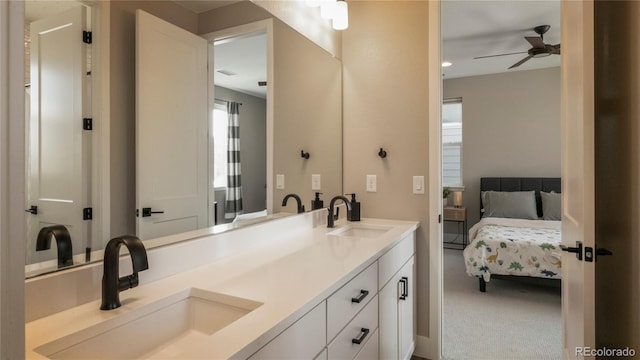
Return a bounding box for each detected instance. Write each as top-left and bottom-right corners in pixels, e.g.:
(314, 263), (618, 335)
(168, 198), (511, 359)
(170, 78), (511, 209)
(249, 301), (326, 360)
(378, 233), (415, 289)
(353, 328), (379, 360)
(327, 261), (378, 341)
(327, 295), (378, 360)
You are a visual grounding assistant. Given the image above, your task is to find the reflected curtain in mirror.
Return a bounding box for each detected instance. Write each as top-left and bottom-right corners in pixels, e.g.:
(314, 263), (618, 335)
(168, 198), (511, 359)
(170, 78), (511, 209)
(225, 102), (243, 219)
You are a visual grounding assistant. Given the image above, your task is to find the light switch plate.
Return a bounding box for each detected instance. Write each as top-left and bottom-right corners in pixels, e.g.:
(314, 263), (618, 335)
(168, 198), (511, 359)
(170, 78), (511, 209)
(311, 174), (321, 190)
(366, 175), (377, 192)
(276, 174), (285, 190)
(413, 176), (425, 194)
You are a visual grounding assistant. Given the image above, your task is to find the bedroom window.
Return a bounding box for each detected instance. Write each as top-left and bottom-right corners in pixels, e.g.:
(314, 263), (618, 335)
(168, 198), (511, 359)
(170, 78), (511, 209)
(213, 102), (228, 189)
(442, 98), (463, 187)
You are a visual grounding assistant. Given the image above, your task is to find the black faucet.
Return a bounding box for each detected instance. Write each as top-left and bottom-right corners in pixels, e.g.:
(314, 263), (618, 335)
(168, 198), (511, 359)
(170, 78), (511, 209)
(282, 193), (305, 213)
(327, 195), (352, 228)
(36, 225), (73, 268)
(100, 235), (149, 310)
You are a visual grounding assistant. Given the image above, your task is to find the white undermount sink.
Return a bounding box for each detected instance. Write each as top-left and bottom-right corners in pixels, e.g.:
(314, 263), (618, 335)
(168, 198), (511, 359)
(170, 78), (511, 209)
(35, 288), (262, 359)
(328, 223), (393, 238)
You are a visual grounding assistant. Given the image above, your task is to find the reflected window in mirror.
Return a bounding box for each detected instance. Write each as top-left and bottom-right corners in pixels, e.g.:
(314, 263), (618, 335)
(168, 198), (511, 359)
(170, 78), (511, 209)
(213, 102), (229, 189)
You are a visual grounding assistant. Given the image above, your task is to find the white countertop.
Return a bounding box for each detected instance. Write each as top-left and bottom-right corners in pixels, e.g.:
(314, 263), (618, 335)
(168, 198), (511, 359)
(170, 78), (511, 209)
(25, 218), (418, 359)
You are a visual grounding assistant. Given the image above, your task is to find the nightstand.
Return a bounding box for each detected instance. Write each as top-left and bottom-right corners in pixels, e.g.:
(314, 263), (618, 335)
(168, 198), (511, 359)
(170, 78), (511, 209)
(443, 206), (467, 249)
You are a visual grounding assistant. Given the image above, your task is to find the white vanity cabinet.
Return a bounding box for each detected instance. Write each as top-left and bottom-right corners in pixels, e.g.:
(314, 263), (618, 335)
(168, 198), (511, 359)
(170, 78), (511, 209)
(248, 231), (415, 360)
(378, 233), (416, 360)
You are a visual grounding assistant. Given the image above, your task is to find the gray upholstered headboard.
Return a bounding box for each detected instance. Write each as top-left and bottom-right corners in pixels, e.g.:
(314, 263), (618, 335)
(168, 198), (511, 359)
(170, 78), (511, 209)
(480, 177), (561, 218)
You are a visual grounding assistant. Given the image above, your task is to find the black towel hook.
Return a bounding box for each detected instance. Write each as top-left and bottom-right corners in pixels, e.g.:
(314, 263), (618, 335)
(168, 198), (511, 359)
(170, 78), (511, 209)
(378, 148), (387, 158)
(301, 150), (310, 159)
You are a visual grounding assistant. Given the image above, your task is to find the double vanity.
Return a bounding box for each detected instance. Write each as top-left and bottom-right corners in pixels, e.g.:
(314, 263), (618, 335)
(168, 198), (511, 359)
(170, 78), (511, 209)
(25, 210), (418, 359)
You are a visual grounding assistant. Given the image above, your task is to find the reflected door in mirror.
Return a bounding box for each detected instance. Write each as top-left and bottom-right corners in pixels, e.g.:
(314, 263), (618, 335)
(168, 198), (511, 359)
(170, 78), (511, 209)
(135, 10), (208, 240)
(26, 5), (89, 265)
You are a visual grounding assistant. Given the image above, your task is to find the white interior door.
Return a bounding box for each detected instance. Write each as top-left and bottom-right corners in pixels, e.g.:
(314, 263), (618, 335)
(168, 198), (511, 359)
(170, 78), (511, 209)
(27, 5), (89, 265)
(136, 10), (208, 240)
(561, 1), (596, 358)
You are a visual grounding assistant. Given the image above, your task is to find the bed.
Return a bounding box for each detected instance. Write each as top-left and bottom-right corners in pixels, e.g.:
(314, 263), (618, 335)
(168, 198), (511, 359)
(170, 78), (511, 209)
(463, 177), (562, 292)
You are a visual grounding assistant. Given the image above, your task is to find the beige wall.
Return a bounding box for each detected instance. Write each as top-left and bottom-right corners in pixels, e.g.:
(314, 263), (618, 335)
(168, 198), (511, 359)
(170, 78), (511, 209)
(444, 67), (562, 226)
(272, 19), (342, 212)
(109, 1), (198, 238)
(198, 1), (270, 34)
(342, 0), (430, 336)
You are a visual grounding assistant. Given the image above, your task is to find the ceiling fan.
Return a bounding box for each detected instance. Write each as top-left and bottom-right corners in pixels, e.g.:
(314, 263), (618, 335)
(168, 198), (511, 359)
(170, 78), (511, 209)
(474, 25), (561, 69)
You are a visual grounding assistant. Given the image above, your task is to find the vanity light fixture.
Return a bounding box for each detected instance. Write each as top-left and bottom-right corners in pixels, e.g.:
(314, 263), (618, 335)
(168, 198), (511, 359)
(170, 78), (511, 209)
(308, 0), (349, 30)
(333, 0), (349, 30)
(320, 0), (337, 19)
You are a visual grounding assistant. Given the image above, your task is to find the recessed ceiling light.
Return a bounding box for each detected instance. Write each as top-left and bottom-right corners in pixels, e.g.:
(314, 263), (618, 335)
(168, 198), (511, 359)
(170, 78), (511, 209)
(217, 69), (237, 76)
(442, 61), (453, 67)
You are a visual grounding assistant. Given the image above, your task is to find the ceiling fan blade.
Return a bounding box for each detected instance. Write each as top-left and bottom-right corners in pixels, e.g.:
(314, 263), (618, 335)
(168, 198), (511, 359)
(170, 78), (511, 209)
(473, 51), (528, 60)
(508, 55), (533, 69)
(525, 36), (545, 48)
(551, 43), (561, 55)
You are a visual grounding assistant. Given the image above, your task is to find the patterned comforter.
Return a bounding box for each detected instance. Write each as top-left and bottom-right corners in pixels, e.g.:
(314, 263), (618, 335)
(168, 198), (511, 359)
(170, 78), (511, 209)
(463, 217), (562, 281)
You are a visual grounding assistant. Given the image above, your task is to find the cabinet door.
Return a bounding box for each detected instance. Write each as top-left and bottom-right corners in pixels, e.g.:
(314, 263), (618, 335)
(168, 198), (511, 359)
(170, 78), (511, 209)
(398, 256), (415, 360)
(379, 256), (415, 360)
(378, 272), (401, 360)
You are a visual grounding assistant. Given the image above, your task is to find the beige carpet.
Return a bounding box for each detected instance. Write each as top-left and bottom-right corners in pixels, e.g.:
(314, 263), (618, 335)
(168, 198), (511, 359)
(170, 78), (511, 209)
(442, 248), (562, 360)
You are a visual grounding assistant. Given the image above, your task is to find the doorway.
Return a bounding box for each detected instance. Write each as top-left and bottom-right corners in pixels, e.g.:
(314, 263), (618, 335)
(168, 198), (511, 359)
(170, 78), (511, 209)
(439, 1), (563, 359)
(211, 30), (268, 225)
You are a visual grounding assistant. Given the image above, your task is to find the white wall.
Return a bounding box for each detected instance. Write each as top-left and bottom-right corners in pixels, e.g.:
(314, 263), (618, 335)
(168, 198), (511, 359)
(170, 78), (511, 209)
(444, 67), (562, 226)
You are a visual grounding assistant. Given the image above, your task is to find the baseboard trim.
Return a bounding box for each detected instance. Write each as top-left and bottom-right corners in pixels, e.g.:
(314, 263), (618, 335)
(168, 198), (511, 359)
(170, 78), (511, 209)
(414, 335), (437, 359)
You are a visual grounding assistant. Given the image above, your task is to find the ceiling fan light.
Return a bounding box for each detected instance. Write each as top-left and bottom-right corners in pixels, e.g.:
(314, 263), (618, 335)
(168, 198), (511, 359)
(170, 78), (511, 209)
(332, 1), (348, 30)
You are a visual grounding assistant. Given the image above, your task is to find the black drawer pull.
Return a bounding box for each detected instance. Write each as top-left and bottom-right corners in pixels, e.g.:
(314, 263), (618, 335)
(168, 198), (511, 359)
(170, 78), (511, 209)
(352, 327), (370, 345)
(401, 276), (409, 297)
(399, 278), (407, 300)
(351, 289), (369, 303)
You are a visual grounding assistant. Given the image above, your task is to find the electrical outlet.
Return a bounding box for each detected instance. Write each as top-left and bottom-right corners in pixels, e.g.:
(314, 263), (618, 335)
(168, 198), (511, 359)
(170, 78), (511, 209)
(366, 175), (377, 192)
(312, 174), (321, 190)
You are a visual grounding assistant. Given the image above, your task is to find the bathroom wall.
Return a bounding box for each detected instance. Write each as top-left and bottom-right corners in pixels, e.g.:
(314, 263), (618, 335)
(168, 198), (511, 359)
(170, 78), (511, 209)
(342, 0), (430, 339)
(444, 67), (562, 227)
(271, 19), (343, 213)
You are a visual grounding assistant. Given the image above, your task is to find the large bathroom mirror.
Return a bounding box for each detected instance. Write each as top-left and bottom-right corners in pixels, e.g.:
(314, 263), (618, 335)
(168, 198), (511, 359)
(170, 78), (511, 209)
(25, 0), (343, 278)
